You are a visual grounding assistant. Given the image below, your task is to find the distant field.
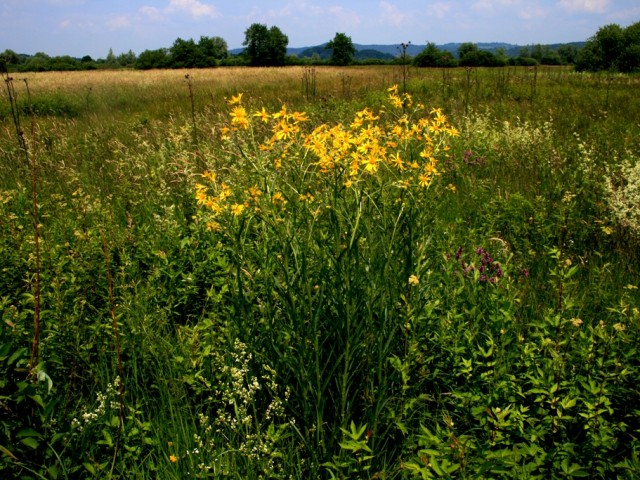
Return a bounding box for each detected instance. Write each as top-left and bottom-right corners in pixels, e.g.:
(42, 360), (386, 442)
(1, 65), (639, 479)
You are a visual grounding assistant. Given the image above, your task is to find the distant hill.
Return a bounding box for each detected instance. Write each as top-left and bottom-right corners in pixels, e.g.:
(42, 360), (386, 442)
(230, 41), (585, 59)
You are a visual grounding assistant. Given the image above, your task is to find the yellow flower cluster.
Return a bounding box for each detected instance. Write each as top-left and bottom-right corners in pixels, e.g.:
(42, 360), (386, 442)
(197, 87), (459, 227)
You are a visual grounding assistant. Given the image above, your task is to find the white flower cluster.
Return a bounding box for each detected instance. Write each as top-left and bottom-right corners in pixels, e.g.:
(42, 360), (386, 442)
(189, 339), (294, 477)
(70, 376), (120, 432)
(605, 153), (640, 238)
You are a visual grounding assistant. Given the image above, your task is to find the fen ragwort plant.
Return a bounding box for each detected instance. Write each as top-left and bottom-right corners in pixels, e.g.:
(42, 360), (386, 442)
(194, 86), (460, 475)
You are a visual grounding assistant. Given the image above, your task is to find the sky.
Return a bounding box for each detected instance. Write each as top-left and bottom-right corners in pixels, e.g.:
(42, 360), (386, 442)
(1, 0), (639, 59)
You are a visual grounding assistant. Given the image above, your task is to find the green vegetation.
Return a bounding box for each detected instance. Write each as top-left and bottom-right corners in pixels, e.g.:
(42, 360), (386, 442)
(576, 22), (640, 73)
(242, 24), (289, 67)
(1, 64), (639, 478)
(326, 33), (357, 66)
(3, 21), (639, 72)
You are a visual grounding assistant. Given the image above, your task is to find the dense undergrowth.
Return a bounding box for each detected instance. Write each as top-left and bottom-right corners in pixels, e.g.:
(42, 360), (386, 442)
(1, 66), (639, 478)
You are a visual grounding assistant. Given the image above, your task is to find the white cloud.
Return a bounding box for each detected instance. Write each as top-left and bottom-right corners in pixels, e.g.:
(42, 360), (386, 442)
(518, 5), (547, 20)
(431, 2), (452, 19)
(48, 0), (85, 5)
(327, 6), (361, 27)
(58, 18), (72, 29)
(140, 6), (164, 22)
(165, 0), (219, 19)
(558, 0), (609, 13)
(107, 15), (131, 30)
(139, 0), (219, 21)
(608, 6), (640, 23)
(379, 1), (408, 27)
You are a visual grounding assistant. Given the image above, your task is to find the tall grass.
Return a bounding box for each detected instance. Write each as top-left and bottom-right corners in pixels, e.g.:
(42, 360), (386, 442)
(1, 66), (639, 478)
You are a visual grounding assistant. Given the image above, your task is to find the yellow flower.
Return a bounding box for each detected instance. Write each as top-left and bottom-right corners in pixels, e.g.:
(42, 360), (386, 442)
(390, 95), (403, 109)
(231, 203), (245, 216)
(425, 161), (439, 176)
(218, 183), (232, 201)
(447, 125), (460, 136)
(274, 119), (294, 140)
(390, 152), (405, 170)
(292, 111), (309, 123)
(247, 185), (262, 199)
(272, 191), (286, 204)
(253, 107), (270, 123)
(364, 154), (379, 173)
(272, 104), (288, 119)
(408, 275), (420, 286)
(447, 183), (457, 192)
(418, 173), (431, 188)
(202, 171), (217, 183)
(169, 455), (178, 463)
(228, 93), (243, 105)
(230, 106), (249, 129)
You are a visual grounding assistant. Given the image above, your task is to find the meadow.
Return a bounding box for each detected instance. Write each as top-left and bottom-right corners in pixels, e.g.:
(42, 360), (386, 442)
(1, 65), (639, 479)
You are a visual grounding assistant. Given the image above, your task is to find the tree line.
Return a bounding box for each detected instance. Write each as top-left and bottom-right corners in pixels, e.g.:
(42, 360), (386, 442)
(1, 21), (638, 73)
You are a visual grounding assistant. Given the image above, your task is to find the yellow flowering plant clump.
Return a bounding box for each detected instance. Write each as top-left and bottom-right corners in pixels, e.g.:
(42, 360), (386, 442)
(196, 86), (459, 230)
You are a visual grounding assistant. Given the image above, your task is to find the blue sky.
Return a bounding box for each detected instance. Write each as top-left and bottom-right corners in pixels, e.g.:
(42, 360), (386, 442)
(2, 0), (639, 58)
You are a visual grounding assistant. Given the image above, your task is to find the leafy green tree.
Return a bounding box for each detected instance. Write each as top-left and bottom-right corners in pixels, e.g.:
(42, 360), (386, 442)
(105, 48), (117, 66)
(459, 48), (504, 67)
(325, 32), (356, 66)
(243, 23), (288, 66)
(457, 42), (478, 60)
(575, 23), (625, 71)
(267, 25), (288, 66)
(170, 38), (204, 68)
(117, 50), (137, 68)
(557, 44), (579, 64)
(1, 49), (20, 66)
(135, 48), (170, 70)
(23, 52), (51, 71)
(199, 36), (228, 64)
(619, 21), (640, 72)
(413, 42), (455, 67)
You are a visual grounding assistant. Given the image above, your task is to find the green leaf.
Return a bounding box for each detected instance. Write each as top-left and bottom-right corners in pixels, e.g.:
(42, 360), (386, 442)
(17, 427), (42, 438)
(29, 394), (45, 408)
(83, 462), (96, 475)
(7, 347), (28, 366)
(37, 370), (53, 394)
(20, 437), (39, 449)
(0, 444), (17, 460)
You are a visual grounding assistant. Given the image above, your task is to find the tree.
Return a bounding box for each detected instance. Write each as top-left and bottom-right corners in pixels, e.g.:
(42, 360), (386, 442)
(243, 23), (288, 66)
(325, 32), (356, 66)
(457, 43), (503, 67)
(117, 50), (137, 68)
(1, 49), (20, 66)
(170, 37), (204, 68)
(199, 36), (228, 64)
(619, 21), (640, 72)
(457, 42), (478, 60)
(105, 48), (117, 66)
(135, 48), (170, 70)
(413, 42), (455, 67)
(267, 25), (288, 66)
(557, 44), (579, 64)
(575, 23), (624, 71)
